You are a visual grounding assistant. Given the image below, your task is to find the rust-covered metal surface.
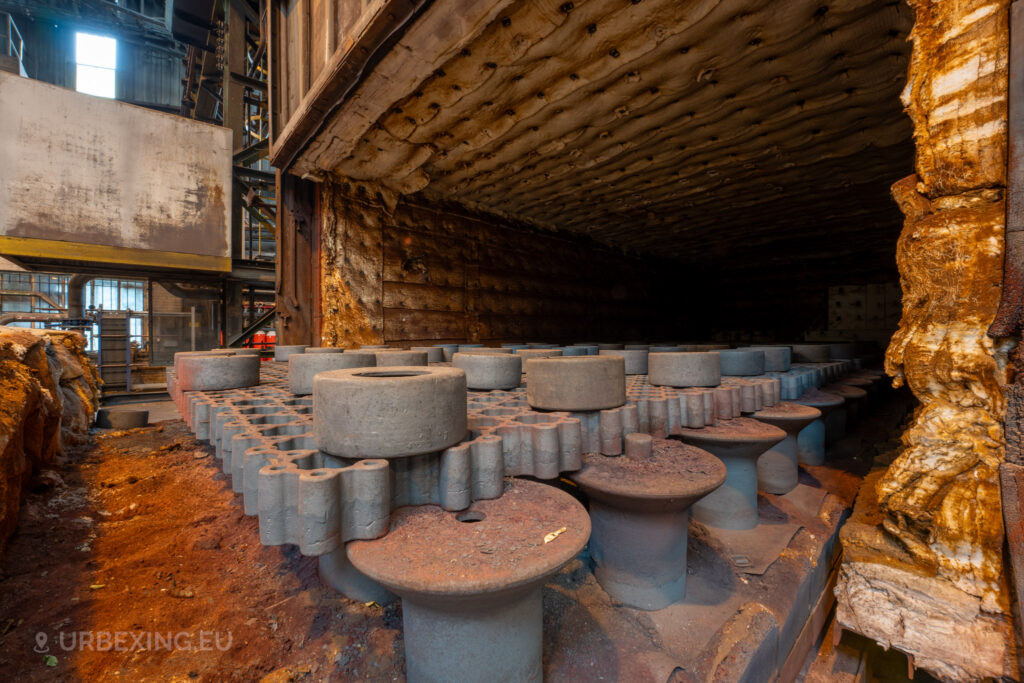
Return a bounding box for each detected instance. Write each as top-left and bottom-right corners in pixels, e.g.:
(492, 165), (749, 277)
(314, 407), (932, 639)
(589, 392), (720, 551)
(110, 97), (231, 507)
(319, 181), (384, 347)
(269, 0), (391, 165)
(347, 479), (590, 595)
(275, 174), (319, 345)
(835, 1), (1016, 680)
(1001, 462), (1024, 672)
(318, 179), (690, 348)
(0, 71), (231, 270)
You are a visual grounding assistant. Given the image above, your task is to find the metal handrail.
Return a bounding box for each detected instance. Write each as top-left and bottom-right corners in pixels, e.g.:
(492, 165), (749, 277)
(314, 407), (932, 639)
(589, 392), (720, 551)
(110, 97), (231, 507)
(3, 13), (23, 63)
(226, 305), (275, 348)
(0, 288), (65, 311)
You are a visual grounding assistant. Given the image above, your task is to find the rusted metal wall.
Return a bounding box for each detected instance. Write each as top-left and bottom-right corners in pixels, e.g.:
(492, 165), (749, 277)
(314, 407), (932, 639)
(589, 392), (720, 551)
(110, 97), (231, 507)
(14, 14), (184, 108)
(0, 71), (231, 270)
(318, 179), (689, 348)
(269, 0), (388, 157)
(275, 173), (319, 344)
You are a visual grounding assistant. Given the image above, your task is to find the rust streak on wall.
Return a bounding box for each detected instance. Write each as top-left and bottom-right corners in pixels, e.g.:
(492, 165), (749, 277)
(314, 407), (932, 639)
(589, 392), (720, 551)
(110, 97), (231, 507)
(275, 173), (319, 345)
(320, 182), (384, 348)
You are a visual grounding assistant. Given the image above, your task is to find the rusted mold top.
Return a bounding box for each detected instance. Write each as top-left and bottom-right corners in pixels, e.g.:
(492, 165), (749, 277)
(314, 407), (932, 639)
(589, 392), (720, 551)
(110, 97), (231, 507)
(572, 438), (725, 501)
(347, 480), (589, 596)
(752, 401), (822, 428)
(823, 384), (868, 399)
(678, 417), (787, 445)
(838, 376), (874, 388)
(794, 387), (845, 408)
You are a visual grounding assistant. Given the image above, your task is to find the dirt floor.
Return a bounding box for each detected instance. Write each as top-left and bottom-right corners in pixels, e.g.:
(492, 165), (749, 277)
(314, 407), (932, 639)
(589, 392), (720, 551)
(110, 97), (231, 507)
(0, 390), (924, 682)
(0, 419), (405, 682)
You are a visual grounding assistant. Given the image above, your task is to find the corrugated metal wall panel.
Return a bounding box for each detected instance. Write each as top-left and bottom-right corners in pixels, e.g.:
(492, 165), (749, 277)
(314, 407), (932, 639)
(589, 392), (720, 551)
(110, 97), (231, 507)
(12, 12), (183, 108)
(116, 40), (183, 108)
(16, 17), (74, 87)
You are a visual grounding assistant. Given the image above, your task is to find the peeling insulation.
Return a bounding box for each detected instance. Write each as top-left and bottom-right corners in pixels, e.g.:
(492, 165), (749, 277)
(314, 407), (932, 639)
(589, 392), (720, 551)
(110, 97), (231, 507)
(881, 179), (1007, 609)
(836, 2), (1014, 679)
(902, 0), (1009, 196)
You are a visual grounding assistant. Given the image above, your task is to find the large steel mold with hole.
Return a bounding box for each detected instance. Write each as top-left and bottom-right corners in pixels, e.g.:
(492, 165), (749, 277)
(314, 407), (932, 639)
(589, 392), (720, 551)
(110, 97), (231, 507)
(314, 366), (467, 459)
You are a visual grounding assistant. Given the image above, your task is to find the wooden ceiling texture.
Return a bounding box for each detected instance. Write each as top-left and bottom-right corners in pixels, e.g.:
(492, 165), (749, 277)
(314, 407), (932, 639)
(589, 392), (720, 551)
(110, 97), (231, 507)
(290, 0), (914, 265)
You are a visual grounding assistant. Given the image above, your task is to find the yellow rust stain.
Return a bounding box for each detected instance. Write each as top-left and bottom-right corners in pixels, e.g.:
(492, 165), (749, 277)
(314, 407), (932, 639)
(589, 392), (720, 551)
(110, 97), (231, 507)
(319, 181), (384, 348)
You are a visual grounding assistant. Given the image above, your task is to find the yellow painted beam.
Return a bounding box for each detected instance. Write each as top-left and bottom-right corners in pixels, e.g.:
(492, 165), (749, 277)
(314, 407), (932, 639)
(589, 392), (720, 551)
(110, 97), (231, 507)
(0, 236), (231, 273)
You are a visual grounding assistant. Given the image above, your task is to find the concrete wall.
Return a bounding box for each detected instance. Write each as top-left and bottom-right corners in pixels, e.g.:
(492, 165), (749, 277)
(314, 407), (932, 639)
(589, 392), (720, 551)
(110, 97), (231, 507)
(0, 71), (231, 272)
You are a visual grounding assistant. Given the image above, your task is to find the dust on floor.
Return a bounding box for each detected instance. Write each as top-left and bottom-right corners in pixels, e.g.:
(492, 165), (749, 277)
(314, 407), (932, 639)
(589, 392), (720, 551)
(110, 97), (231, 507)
(0, 421), (403, 682)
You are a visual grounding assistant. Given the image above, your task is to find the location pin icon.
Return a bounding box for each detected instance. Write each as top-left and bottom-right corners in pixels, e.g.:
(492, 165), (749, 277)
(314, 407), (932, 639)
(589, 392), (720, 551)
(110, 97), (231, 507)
(34, 632), (49, 653)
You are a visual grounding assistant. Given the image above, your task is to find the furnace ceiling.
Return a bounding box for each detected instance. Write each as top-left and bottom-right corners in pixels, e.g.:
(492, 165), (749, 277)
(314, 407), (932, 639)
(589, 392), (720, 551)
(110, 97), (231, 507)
(291, 0), (913, 263)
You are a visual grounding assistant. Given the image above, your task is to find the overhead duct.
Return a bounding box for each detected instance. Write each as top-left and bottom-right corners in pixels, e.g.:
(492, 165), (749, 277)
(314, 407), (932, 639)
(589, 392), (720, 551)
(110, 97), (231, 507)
(66, 274), (92, 319)
(159, 281), (222, 300)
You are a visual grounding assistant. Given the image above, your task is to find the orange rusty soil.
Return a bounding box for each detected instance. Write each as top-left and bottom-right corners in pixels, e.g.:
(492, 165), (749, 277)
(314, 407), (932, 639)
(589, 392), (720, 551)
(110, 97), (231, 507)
(0, 421), (404, 682)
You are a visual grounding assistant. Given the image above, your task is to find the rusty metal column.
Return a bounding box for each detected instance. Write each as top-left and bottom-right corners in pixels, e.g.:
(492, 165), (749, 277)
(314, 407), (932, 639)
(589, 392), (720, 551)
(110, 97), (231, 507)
(276, 172), (316, 344)
(223, 0), (246, 262)
(222, 1), (249, 344)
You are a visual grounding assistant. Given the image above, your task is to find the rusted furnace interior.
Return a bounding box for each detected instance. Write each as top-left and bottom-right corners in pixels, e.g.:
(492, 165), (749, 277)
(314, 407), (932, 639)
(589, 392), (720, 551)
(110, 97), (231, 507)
(276, 0), (916, 347)
(0, 0), (1018, 681)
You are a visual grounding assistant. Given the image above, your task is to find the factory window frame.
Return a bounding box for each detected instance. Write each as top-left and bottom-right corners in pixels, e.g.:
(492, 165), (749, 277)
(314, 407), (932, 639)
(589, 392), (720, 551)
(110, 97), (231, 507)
(0, 271), (70, 327)
(75, 32), (116, 99)
(83, 278), (146, 352)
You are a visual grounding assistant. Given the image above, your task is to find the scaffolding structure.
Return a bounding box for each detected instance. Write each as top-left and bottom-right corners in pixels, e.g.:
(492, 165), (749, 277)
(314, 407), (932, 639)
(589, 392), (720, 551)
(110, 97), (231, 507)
(179, 0), (275, 263)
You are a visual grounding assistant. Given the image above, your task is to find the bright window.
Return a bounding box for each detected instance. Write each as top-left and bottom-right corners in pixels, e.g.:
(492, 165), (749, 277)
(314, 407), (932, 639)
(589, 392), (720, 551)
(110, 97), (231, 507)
(75, 32), (116, 98)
